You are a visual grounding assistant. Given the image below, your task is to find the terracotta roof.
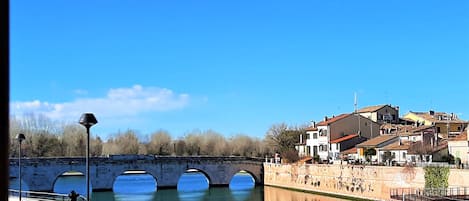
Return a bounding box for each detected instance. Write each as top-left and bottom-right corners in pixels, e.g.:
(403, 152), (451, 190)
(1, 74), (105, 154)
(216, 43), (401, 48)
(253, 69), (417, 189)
(381, 141), (410, 151)
(316, 113), (350, 126)
(305, 126), (318, 131)
(380, 123), (399, 130)
(448, 131), (468, 141)
(407, 125), (435, 132)
(341, 147), (357, 155)
(380, 124), (414, 131)
(330, 134), (359, 144)
(357, 105), (387, 113)
(356, 135), (398, 148)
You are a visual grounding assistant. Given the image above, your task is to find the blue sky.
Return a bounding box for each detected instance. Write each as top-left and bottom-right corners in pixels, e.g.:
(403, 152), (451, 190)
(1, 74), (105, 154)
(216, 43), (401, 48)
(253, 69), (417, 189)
(10, 1), (469, 139)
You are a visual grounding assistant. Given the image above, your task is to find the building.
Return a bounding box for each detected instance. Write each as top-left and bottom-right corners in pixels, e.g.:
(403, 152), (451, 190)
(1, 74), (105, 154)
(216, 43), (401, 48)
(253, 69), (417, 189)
(356, 135), (399, 163)
(298, 113), (380, 161)
(329, 134), (366, 161)
(357, 104), (400, 124)
(407, 140), (448, 163)
(341, 147), (359, 162)
(447, 129), (469, 165)
(403, 111), (467, 139)
(398, 125), (438, 143)
(378, 141), (410, 165)
(296, 126), (318, 157)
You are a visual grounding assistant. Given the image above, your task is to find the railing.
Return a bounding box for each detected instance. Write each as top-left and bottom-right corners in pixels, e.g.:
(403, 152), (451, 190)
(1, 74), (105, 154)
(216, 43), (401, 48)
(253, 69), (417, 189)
(390, 187), (469, 201)
(9, 189), (87, 201)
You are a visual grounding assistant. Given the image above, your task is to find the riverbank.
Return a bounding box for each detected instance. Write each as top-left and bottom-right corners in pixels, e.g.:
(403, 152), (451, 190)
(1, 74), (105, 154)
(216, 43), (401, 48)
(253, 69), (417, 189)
(263, 163), (469, 201)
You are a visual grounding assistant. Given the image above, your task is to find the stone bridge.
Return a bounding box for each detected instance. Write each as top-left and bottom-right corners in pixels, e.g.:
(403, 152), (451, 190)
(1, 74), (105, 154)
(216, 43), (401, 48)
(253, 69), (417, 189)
(9, 155), (264, 192)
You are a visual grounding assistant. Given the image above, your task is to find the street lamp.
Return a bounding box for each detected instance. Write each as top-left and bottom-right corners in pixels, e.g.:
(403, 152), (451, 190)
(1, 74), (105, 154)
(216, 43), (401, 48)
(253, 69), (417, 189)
(79, 113), (97, 201)
(16, 133), (25, 201)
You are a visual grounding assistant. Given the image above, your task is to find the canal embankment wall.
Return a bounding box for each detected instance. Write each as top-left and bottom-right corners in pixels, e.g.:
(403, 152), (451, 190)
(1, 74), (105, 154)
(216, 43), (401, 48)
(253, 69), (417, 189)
(263, 163), (469, 200)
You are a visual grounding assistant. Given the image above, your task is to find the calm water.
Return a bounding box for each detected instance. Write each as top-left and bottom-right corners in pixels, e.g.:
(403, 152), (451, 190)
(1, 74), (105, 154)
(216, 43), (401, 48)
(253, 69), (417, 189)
(10, 172), (347, 201)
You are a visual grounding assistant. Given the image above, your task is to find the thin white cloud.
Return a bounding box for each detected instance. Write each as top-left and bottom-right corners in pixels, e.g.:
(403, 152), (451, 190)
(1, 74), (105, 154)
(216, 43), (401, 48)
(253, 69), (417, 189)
(10, 85), (190, 121)
(73, 89), (88, 95)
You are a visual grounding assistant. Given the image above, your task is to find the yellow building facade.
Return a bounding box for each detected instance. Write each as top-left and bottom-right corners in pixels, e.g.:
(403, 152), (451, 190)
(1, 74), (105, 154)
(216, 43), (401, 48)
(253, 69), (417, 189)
(403, 111), (467, 138)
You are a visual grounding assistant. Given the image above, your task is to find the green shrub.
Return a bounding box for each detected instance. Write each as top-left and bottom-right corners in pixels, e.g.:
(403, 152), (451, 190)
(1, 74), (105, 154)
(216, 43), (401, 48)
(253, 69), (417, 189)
(424, 166), (449, 189)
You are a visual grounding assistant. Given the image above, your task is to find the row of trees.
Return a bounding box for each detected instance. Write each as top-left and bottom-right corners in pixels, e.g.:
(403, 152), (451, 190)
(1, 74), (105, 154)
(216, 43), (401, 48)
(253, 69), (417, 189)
(9, 114), (306, 161)
(101, 129), (272, 157)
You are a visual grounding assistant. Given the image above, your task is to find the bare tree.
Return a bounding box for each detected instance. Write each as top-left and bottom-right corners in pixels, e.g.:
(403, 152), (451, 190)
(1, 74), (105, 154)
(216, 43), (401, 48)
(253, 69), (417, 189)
(173, 139), (186, 156)
(200, 130), (229, 156)
(91, 136), (103, 156)
(265, 123), (304, 153)
(230, 134), (254, 156)
(184, 131), (203, 155)
(62, 125), (86, 156)
(104, 130), (140, 154)
(147, 130), (172, 155)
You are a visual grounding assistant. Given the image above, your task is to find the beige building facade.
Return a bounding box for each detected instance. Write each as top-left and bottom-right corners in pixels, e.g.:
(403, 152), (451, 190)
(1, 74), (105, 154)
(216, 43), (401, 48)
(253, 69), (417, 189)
(358, 104), (399, 124)
(448, 130), (469, 165)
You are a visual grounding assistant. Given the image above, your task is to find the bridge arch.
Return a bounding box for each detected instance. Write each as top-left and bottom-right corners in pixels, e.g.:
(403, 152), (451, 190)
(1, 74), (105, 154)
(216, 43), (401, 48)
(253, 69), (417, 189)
(229, 170), (256, 182)
(112, 170), (157, 193)
(177, 168), (211, 190)
(182, 168), (212, 184)
(227, 166), (262, 185)
(51, 170), (87, 194)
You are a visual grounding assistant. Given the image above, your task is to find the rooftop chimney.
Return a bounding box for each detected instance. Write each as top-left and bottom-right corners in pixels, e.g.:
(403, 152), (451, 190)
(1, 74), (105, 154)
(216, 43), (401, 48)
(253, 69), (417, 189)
(324, 116), (328, 121)
(429, 110), (435, 116)
(311, 121), (316, 128)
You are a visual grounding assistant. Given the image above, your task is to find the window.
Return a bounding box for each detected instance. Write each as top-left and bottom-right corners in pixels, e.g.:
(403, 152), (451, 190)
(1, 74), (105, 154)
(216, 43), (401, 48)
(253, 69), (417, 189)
(402, 152), (406, 159)
(319, 129), (327, 136)
(313, 133), (318, 139)
(319, 145), (328, 152)
(336, 144), (339, 150)
(437, 127), (441, 133)
(306, 134), (310, 139)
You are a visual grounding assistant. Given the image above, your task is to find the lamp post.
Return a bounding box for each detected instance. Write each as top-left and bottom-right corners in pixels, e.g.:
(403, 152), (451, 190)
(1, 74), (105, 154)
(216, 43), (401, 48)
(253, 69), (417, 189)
(79, 113), (97, 201)
(16, 133), (25, 201)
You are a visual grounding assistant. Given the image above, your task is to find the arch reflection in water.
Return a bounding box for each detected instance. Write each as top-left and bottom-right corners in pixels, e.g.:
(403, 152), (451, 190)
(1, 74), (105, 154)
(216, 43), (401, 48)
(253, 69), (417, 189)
(229, 170), (255, 190)
(177, 169), (210, 201)
(177, 169), (210, 192)
(113, 170), (157, 201)
(53, 171), (88, 196)
(264, 186), (348, 201)
(229, 170), (256, 201)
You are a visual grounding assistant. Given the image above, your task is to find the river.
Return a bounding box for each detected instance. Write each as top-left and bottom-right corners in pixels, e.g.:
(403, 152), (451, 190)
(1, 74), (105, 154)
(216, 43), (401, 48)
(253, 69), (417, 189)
(10, 172), (347, 201)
